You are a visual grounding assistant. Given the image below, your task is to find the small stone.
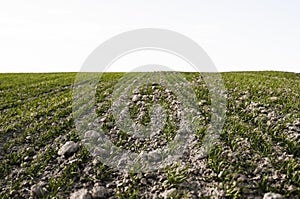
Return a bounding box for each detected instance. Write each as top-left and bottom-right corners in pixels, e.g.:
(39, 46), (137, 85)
(70, 189), (92, 199)
(107, 122), (114, 128)
(198, 100), (207, 106)
(237, 175), (247, 182)
(21, 162), (28, 167)
(263, 192), (284, 199)
(92, 185), (107, 198)
(58, 141), (79, 157)
(165, 89), (172, 93)
(133, 88), (139, 94)
(31, 184), (44, 198)
(289, 126), (299, 132)
(142, 95), (148, 100)
(160, 188), (176, 198)
(88, 122), (95, 128)
(269, 97), (279, 101)
(261, 109), (268, 114)
(91, 147), (108, 158)
(117, 157), (127, 168)
(148, 152), (162, 162)
(132, 95), (139, 102)
(92, 158), (99, 165)
(9, 190), (17, 196)
(140, 178), (147, 185)
(145, 173), (156, 178)
(106, 182), (115, 189)
(24, 156), (30, 161)
(150, 185), (159, 193)
(84, 130), (100, 139)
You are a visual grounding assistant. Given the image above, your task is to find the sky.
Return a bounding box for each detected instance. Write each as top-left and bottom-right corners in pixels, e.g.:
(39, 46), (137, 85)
(0, 0), (299, 73)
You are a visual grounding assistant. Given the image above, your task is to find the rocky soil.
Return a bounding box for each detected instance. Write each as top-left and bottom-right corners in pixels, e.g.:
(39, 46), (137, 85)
(0, 71), (299, 198)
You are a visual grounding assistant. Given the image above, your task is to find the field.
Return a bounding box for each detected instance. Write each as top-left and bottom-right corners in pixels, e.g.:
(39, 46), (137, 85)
(0, 71), (299, 198)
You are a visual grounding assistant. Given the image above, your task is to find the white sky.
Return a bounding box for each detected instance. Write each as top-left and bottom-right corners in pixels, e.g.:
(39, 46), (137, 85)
(0, 0), (299, 72)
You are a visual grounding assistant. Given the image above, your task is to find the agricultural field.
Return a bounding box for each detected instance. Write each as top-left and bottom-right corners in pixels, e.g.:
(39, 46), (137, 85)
(0, 71), (299, 198)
